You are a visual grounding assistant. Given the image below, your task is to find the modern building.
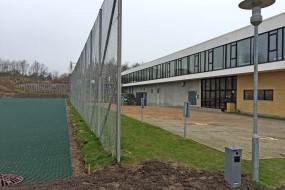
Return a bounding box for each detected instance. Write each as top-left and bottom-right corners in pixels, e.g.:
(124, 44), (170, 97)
(121, 13), (285, 118)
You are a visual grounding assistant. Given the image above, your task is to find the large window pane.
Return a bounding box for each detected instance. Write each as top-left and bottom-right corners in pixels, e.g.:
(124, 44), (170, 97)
(153, 66), (157, 79)
(269, 33), (277, 51)
(201, 52), (205, 72)
(278, 29), (282, 60)
(226, 45), (231, 68)
(194, 54), (199, 73)
(161, 63), (165, 78)
(165, 63), (169, 78)
(170, 61), (175, 77)
(157, 64), (161, 79)
(269, 31), (277, 61)
(213, 46), (224, 70)
(283, 28), (285, 59)
(244, 90), (253, 100)
(264, 90), (273, 101)
(181, 57), (188, 75)
(149, 67), (153, 80)
(209, 50), (213, 71)
(237, 38), (251, 66)
(146, 68), (149, 80)
(205, 51), (209, 72)
(258, 33), (268, 63)
(189, 55), (194, 74)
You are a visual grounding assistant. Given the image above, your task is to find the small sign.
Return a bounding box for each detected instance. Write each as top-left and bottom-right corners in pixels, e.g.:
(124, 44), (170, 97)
(141, 98), (145, 108)
(183, 102), (191, 118)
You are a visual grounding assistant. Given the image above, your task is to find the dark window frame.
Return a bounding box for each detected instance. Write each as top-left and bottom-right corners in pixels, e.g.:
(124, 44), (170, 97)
(243, 89), (273, 101)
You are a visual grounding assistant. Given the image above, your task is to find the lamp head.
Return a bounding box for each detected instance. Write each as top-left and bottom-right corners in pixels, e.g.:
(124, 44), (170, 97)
(239, 0), (275, 10)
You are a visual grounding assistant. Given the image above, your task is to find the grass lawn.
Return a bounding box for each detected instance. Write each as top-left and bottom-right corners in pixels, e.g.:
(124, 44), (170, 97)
(68, 101), (285, 189)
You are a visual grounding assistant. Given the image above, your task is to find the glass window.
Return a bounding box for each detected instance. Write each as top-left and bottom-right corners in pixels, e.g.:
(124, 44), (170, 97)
(157, 64), (161, 79)
(283, 28), (285, 59)
(244, 90), (253, 100)
(201, 52), (205, 72)
(165, 63), (169, 78)
(258, 90), (264, 100)
(258, 33), (268, 63)
(194, 54), (199, 73)
(208, 50), (213, 71)
(220, 78), (225, 90)
(153, 66), (157, 79)
(170, 60), (175, 77)
(269, 31), (277, 61)
(206, 79), (210, 90)
(177, 59), (181, 76)
(264, 90), (273, 101)
(237, 38), (251, 66)
(149, 68), (153, 80)
(161, 63), (165, 78)
(144, 69), (147, 81)
(205, 51), (209, 72)
(226, 77), (232, 90)
(278, 29), (283, 60)
(211, 79), (215, 90)
(209, 50), (213, 63)
(189, 55), (194, 74)
(269, 33), (277, 51)
(146, 68), (149, 80)
(138, 71), (141, 82)
(181, 57), (188, 75)
(129, 73), (133, 83)
(213, 46), (224, 70)
(231, 43), (237, 68)
(244, 89), (273, 100)
(226, 45), (231, 68)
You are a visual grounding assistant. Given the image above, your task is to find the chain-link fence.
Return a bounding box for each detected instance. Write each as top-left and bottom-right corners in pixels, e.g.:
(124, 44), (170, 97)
(70, 0), (122, 162)
(16, 83), (69, 94)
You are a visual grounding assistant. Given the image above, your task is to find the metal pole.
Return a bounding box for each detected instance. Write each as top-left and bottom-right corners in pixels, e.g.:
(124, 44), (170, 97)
(252, 24), (259, 182)
(116, 0), (122, 163)
(141, 106), (144, 122)
(97, 9), (102, 138)
(184, 116), (187, 141)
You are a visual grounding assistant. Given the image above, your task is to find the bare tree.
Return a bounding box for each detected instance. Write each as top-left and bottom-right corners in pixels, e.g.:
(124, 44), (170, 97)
(52, 70), (59, 80)
(121, 62), (130, 72)
(19, 60), (29, 75)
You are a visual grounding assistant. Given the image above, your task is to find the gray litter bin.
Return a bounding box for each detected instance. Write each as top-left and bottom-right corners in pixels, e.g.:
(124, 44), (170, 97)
(224, 146), (242, 188)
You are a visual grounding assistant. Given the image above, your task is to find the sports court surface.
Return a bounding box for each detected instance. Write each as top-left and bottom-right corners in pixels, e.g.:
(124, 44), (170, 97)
(0, 98), (72, 184)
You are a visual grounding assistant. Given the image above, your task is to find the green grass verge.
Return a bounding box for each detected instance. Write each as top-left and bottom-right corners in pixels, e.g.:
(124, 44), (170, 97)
(68, 101), (285, 189)
(68, 101), (115, 170)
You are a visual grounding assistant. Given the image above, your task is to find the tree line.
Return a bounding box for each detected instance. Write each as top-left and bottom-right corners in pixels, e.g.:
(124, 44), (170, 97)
(121, 62), (144, 72)
(0, 59), (61, 81)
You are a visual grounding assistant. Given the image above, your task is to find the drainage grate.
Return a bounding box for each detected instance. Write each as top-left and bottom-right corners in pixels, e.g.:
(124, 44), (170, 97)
(0, 174), (24, 187)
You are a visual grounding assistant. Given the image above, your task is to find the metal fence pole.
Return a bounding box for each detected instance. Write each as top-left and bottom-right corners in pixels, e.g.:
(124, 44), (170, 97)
(116, 0), (122, 163)
(97, 9), (102, 138)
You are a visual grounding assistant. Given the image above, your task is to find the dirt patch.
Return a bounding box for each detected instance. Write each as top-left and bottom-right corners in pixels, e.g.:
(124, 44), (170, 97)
(65, 100), (86, 177)
(4, 160), (256, 190)
(0, 93), (68, 98)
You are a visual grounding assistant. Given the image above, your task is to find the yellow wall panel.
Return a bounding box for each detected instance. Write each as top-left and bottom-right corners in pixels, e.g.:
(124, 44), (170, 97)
(237, 70), (285, 118)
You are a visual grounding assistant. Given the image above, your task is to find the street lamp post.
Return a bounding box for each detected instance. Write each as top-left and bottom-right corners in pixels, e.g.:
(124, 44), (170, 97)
(238, 0), (275, 182)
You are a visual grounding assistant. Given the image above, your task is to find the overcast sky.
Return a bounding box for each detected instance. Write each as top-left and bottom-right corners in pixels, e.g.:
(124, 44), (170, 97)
(0, 0), (284, 74)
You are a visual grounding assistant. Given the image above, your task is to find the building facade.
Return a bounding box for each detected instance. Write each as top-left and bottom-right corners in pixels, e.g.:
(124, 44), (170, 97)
(122, 13), (285, 118)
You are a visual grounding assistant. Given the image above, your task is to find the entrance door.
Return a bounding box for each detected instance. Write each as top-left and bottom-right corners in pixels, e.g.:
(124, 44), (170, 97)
(136, 92), (147, 106)
(188, 91), (197, 106)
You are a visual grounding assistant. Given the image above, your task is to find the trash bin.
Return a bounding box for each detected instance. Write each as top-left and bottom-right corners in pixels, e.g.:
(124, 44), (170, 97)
(224, 146), (242, 188)
(226, 102), (236, 112)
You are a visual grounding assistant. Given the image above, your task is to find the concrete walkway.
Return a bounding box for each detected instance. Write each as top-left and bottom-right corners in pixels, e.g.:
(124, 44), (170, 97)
(122, 105), (285, 160)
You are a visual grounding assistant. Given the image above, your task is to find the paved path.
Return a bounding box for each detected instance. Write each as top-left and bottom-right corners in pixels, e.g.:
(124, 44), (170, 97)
(122, 105), (285, 160)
